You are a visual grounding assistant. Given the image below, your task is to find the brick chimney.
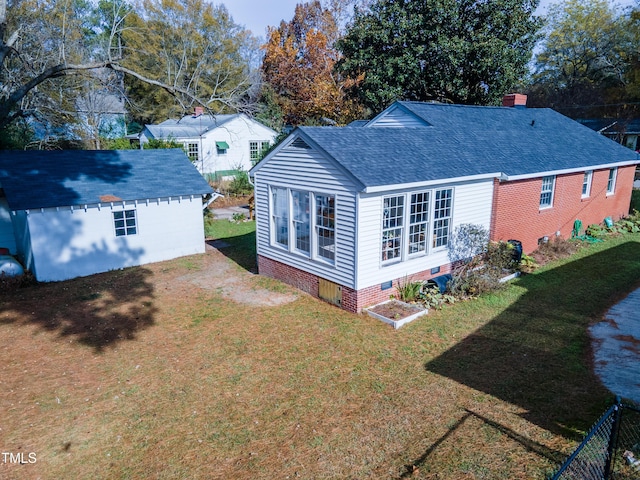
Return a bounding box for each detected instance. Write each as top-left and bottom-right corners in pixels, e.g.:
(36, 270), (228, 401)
(502, 93), (527, 108)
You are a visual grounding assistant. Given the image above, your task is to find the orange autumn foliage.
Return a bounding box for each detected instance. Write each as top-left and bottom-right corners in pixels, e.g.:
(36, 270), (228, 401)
(261, 1), (363, 125)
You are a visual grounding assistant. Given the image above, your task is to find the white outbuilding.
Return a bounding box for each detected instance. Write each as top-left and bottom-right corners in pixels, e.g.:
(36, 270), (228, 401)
(0, 149), (213, 282)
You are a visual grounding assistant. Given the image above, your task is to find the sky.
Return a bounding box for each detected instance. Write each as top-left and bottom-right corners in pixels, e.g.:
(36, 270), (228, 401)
(224, 0), (637, 40)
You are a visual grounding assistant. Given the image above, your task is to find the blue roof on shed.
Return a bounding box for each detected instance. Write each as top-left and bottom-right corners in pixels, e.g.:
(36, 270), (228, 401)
(278, 102), (639, 189)
(0, 149), (213, 211)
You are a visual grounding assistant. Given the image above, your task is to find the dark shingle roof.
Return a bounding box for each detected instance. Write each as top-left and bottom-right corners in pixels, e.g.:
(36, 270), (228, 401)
(293, 102), (639, 189)
(144, 114), (239, 139)
(0, 149), (212, 211)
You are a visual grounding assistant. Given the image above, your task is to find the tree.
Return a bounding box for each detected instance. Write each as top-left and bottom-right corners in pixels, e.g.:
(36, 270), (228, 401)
(337, 0), (541, 112)
(528, 0), (633, 118)
(122, 0), (260, 123)
(261, 1), (363, 125)
(0, 0), (260, 146)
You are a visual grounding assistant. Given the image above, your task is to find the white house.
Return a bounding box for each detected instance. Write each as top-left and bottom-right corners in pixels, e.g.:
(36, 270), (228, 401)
(0, 149), (213, 282)
(140, 113), (278, 180)
(250, 97), (638, 313)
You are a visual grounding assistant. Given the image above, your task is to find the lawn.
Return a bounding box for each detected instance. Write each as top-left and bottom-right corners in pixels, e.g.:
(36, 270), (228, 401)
(1, 220), (640, 479)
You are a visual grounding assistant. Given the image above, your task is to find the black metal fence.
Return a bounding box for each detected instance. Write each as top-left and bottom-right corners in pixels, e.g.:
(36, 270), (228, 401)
(550, 398), (640, 479)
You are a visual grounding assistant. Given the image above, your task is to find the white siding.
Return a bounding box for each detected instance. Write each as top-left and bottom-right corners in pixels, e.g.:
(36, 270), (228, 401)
(367, 106), (429, 128)
(254, 143), (359, 288)
(0, 197), (16, 254)
(26, 196), (206, 282)
(198, 117), (277, 175)
(355, 179), (494, 290)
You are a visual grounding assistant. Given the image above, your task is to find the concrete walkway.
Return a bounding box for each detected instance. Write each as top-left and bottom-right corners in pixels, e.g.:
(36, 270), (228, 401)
(590, 289), (640, 404)
(210, 205), (250, 220)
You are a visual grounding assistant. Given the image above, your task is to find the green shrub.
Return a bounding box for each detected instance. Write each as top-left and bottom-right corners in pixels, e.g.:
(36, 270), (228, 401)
(448, 240), (518, 299)
(395, 276), (423, 302)
(232, 212), (246, 223)
(227, 171), (253, 196)
(585, 223), (606, 238)
(519, 254), (539, 273)
(418, 285), (456, 309)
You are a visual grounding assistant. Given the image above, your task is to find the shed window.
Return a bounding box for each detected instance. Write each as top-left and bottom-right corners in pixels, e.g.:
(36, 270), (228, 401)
(582, 171), (593, 198)
(607, 168), (617, 194)
(540, 176), (555, 208)
(113, 209), (137, 236)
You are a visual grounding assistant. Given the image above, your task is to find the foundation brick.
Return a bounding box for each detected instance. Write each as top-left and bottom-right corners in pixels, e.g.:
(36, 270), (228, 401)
(258, 254), (451, 313)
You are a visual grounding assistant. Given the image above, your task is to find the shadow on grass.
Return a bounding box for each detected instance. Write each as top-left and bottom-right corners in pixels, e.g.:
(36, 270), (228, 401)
(208, 231), (257, 273)
(399, 409), (565, 478)
(426, 241), (640, 438)
(0, 267), (156, 352)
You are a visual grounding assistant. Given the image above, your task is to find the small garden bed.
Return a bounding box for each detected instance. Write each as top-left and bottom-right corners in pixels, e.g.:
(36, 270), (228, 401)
(366, 299), (428, 329)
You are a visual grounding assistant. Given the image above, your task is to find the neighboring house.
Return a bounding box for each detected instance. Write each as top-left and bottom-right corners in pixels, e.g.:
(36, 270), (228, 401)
(578, 118), (640, 152)
(77, 92), (128, 141)
(139, 112), (278, 179)
(0, 149), (212, 282)
(250, 95), (640, 313)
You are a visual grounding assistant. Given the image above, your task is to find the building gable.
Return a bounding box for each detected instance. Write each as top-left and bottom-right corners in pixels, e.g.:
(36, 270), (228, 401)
(366, 103), (432, 128)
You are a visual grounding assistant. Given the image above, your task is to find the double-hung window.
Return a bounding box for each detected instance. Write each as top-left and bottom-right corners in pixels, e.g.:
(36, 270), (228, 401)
(607, 168), (617, 194)
(432, 189), (452, 248)
(185, 142), (199, 162)
(316, 195), (335, 262)
(582, 171), (593, 198)
(408, 192), (430, 255)
(113, 209), (137, 237)
(270, 187), (336, 264)
(540, 176), (555, 208)
(382, 196), (404, 262)
(250, 141), (271, 161)
(292, 190), (310, 254)
(272, 187), (289, 247)
(381, 188), (453, 263)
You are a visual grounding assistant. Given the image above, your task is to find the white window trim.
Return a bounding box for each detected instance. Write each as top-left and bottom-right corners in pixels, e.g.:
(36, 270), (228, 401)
(269, 186), (337, 266)
(582, 170), (593, 198)
(407, 191), (430, 258)
(432, 188), (453, 251)
(184, 142), (199, 162)
(607, 167), (617, 195)
(540, 175), (555, 209)
(381, 187), (454, 266)
(270, 186), (289, 249)
(113, 209), (138, 237)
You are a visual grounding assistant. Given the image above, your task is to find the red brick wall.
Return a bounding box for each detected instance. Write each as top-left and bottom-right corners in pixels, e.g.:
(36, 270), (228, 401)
(258, 254), (451, 313)
(491, 166), (634, 253)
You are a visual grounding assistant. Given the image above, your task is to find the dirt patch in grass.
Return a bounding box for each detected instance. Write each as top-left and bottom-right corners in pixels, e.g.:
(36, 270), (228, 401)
(368, 300), (424, 320)
(173, 248), (298, 307)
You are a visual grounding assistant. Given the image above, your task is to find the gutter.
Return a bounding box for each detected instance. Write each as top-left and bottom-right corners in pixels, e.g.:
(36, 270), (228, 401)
(504, 159), (640, 182)
(362, 172), (503, 194)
